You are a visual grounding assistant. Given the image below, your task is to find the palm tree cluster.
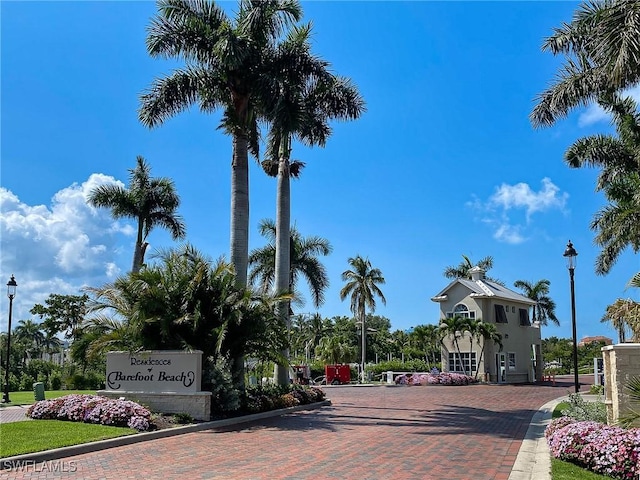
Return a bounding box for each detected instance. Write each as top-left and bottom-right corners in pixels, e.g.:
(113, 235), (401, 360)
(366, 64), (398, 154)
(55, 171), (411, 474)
(84, 245), (288, 387)
(438, 315), (503, 380)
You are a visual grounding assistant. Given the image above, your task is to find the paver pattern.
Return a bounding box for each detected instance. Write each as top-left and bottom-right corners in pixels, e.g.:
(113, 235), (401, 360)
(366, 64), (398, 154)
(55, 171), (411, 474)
(0, 377), (589, 480)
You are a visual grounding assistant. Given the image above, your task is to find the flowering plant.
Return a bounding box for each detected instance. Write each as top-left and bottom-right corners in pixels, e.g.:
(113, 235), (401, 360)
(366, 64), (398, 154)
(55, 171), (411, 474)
(545, 417), (640, 479)
(27, 394), (151, 431)
(394, 372), (477, 386)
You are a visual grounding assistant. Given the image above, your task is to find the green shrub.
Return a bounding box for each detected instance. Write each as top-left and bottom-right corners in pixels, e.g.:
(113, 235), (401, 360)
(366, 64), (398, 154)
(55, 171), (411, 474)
(173, 412), (193, 424)
(203, 360), (240, 415)
(589, 384), (604, 395)
(50, 372), (62, 390)
(367, 359), (431, 375)
(18, 373), (36, 391)
(560, 393), (607, 424)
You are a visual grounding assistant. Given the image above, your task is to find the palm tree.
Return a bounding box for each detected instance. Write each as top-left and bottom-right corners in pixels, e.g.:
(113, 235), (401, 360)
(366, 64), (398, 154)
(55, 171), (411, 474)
(88, 156), (185, 273)
(13, 319), (45, 361)
(513, 279), (559, 326)
(562, 94), (640, 274)
(601, 298), (640, 342)
(438, 315), (472, 375)
(410, 324), (441, 365)
(339, 256), (386, 382)
(314, 335), (354, 365)
(474, 322), (503, 381)
(139, 0), (302, 287)
(531, 0), (640, 127)
(248, 219), (332, 308)
(591, 176), (640, 275)
(257, 24), (364, 384)
(443, 255), (498, 282)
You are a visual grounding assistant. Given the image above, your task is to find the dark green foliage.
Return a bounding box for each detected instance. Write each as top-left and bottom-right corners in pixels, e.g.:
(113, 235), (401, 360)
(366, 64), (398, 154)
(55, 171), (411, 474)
(367, 359), (432, 376)
(203, 360), (241, 416)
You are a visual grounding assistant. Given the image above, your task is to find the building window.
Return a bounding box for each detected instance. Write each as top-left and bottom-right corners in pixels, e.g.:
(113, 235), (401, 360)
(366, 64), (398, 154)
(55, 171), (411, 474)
(448, 352), (477, 374)
(508, 352), (516, 370)
(495, 304), (508, 323)
(447, 303), (476, 319)
(512, 306), (516, 313)
(519, 308), (530, 326)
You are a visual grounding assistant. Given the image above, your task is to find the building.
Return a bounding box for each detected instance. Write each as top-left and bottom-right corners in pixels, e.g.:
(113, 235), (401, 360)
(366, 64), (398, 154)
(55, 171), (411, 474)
(431, 267), (543, 383)
(578, 336), (613, 347)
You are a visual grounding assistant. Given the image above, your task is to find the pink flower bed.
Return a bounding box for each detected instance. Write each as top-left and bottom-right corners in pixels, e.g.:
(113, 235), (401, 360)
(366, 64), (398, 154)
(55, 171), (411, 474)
(545, 417), (640, 479)
(27, 394), (152, 431)
(394, 372), (477, 386)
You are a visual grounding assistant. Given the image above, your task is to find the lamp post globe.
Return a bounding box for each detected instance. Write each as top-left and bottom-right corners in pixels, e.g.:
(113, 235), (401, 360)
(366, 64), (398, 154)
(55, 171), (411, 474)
(563, 242), (579, 394)
(3, 275), (17, 403)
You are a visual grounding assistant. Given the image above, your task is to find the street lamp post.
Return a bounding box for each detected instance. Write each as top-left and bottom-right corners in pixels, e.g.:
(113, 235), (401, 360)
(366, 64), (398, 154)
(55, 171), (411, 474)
(563, 241), (579, 394)
(3, 275), (17, 403)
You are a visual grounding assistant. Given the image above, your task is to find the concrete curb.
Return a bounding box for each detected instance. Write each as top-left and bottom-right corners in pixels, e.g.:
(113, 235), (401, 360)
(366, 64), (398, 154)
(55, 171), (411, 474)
(0, 399), (331, 465)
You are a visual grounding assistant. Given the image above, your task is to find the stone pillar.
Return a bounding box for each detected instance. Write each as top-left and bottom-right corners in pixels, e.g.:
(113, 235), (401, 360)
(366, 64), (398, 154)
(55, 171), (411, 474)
(601, 343), (640, 424)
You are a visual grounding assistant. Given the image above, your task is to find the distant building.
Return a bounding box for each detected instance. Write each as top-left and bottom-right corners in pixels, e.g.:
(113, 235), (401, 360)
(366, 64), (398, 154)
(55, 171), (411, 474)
(578, 336), (613, 347)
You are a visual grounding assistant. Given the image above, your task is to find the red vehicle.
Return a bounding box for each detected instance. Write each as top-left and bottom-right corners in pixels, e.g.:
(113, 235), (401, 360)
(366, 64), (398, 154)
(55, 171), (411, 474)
(325, 364), (351, 385)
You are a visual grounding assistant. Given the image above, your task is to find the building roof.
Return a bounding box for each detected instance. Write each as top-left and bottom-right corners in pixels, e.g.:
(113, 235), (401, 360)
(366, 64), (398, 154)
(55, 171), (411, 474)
(578, 336), (613, 347)
(431, 277), (537, 305)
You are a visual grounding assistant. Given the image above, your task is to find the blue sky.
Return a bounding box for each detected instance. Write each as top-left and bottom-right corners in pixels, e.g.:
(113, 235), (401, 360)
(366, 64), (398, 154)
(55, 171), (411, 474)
(2, 1), (640, 343)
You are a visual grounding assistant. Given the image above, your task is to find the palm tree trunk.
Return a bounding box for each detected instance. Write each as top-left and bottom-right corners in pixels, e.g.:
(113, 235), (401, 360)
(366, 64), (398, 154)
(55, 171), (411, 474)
(132, 221), (145, 273)
(274, 145), (291, 386)
(230, 131), (250, 288)
(229, 131), (250, 391)
(360, 305), (366, 383)
(475, 345), (486, 380)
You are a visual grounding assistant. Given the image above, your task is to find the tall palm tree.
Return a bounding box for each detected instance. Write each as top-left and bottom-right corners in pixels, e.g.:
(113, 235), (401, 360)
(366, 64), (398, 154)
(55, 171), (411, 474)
(513, 279), (559, 326)
(88, 156), (185, 273)
(531, 0), (640, 127)
(139, 0), (302, 287)
(474, 322), (503, 381)
(339, 256), (386, 382)
(248, 219), (332, 308)
(258, 24), (364, 384)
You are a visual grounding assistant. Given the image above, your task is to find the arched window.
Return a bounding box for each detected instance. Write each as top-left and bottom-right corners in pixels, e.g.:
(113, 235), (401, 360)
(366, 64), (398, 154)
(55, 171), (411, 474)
(447, 303), (476, 319)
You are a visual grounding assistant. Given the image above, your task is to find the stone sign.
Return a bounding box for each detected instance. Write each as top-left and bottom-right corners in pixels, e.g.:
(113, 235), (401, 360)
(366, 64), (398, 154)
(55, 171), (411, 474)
(105, 351), (202, 393)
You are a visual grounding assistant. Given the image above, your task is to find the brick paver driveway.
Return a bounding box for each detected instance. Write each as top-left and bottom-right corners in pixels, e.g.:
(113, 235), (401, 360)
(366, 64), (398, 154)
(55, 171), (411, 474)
(1, 378), (588, 480)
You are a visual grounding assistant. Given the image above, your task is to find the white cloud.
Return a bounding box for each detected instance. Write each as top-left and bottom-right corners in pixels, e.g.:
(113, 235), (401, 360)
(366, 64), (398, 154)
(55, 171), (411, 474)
(488, 177), (568, 220)
(578, 85), (640, 127)
(0, 174), (133, 327)
(469, 178), (569, 245)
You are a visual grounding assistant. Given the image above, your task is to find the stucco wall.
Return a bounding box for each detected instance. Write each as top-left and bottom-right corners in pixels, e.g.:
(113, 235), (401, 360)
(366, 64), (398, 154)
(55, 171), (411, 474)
(437, 294), (541, 383)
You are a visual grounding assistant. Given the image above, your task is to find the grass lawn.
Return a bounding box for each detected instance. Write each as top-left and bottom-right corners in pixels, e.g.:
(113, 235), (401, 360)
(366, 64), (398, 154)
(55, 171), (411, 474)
(552, 401), (570, 419)
(0, 390), (96, 408)
(0, 420), (136, 457)
(551, 458), (610, 480)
